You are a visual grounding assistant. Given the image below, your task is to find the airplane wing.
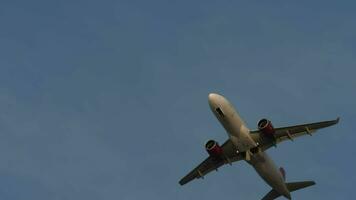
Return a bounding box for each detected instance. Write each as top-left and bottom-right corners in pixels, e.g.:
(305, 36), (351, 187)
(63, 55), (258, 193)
(180, 118), (339, 185)
(179, 139), (243, 185)
(251, 118), (340, 149)
(273, 117), (340, 143)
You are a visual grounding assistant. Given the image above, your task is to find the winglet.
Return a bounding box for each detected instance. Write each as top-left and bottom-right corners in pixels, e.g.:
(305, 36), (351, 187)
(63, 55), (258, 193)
(331, 117), (340, 126)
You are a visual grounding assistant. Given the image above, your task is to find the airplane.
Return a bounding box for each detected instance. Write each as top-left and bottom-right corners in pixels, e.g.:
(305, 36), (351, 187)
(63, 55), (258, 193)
(179, 93), (339, 200)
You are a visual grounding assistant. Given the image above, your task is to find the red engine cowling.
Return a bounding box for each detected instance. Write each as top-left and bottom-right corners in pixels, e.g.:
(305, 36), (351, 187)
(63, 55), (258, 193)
(258, 118), (275, 137)
(205, 140), (223, 157)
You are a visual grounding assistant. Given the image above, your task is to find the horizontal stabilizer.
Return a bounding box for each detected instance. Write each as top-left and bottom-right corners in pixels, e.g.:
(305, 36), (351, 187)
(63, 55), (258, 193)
(261, 181), (315, 200)
(286, 181), (316, 192)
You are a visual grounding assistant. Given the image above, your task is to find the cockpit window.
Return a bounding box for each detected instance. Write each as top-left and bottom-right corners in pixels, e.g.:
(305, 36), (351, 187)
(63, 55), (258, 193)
(215, 107), (224, 117)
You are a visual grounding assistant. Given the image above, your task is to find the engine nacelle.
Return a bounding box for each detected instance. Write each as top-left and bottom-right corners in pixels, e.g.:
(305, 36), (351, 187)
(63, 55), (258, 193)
(205, 140), (223, 157)
(258, 118), (275, 137)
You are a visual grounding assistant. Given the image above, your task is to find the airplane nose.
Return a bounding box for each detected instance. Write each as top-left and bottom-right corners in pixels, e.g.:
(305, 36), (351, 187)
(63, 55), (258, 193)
(208, 93), (218, 105)
(208, 93), (215, 101)
(208, 93), (223, 109)
(208, 93), (220, 101)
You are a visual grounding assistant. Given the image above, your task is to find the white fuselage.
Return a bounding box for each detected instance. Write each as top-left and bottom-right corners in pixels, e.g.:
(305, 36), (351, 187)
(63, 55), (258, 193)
(208, 93), (291, 199)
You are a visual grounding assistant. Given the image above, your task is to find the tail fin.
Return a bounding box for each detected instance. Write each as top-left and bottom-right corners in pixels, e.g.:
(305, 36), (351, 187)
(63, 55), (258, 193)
(279, 167), (286, 181)
(261, 181), (315, 200)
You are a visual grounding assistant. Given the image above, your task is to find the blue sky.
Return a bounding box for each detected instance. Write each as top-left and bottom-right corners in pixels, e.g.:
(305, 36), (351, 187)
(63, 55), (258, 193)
(0, 0), (355, 199)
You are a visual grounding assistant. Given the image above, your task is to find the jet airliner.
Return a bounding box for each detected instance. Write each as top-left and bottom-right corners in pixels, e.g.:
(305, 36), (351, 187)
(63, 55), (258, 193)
(179, 93), (339, 200)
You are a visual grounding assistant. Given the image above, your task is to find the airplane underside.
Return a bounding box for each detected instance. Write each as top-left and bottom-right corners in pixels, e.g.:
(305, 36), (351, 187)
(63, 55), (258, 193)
(179, 93), (339, 200)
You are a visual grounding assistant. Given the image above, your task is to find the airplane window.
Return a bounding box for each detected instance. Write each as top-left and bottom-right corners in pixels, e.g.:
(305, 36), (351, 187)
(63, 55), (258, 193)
(215, 107), (224, 117)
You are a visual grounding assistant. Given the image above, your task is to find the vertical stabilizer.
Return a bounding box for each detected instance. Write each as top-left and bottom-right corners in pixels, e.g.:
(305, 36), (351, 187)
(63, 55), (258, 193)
(279, 167), (286, 181)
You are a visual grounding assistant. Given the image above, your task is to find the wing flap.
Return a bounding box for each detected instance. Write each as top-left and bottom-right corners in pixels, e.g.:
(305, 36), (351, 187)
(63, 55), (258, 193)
(275, 117), (339, 143)
(179, 139), (242, 185)
(179, 156), (224, 185)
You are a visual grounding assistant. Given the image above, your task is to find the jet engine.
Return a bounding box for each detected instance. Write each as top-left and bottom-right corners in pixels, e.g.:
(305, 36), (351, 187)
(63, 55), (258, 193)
(205, 140), (223, 157)
(258, 118), (275, 137)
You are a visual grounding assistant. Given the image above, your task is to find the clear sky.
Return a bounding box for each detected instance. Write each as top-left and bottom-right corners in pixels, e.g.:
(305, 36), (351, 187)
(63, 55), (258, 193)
(0, 0), (355, 199)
